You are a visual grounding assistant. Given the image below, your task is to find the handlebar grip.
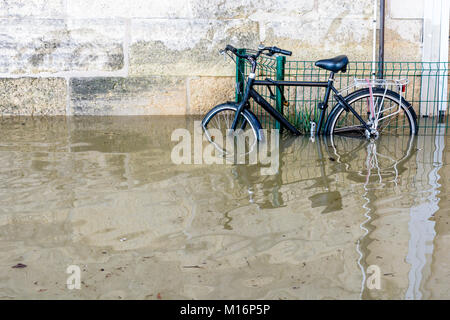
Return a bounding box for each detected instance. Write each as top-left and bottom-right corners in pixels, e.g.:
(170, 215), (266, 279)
(279, 49), (292, 56)
(272, 46), (292, 56)
(225, 44), (237, 54)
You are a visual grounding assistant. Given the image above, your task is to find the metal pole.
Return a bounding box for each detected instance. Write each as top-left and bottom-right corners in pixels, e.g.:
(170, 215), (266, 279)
(372, 0), (377, 79)
(378, 0), (385, 79)
(235, 48), (246, 103)
(275, 55), (286, 131)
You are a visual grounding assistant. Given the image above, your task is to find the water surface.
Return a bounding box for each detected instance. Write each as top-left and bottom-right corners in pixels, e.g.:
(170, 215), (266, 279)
(0, 116), (448, 299)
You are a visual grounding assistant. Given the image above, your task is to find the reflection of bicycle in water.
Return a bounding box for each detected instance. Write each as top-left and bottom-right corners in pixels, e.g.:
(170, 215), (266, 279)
(228, 135), (417, 299)
(324, 135), (417, 299)
(230, 135), (417, 210)
(325, 134), (417, 185)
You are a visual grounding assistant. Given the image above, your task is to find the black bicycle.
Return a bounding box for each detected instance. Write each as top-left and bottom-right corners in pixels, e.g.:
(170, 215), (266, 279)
(202, 44), (418, 154)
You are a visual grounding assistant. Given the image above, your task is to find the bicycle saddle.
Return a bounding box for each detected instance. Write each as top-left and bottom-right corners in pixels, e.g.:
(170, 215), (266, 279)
(315, 55), (349, 73)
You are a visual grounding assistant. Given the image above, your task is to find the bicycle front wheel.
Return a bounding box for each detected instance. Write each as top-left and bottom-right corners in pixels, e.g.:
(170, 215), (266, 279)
(202, 103), (262, 157)
(324, 88), (418, 137)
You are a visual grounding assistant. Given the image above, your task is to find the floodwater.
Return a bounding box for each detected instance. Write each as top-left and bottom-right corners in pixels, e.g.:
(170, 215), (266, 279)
(0, 116), (448, 300)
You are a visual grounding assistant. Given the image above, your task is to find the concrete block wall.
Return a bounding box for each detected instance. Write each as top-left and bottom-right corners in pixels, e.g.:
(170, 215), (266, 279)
(0, 0), (425, 115)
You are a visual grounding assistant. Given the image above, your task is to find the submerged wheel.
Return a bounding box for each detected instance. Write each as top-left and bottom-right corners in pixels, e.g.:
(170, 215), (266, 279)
(324, 134), (417, 184)
(324, 88), (418, 137)
(202, 103), (262, 158)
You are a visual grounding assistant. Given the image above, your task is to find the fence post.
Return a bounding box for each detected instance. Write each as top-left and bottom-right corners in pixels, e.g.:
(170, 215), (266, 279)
(276, 55), (286, 130)
(235, 49), (246, 103)
(377, 0), (385, 80)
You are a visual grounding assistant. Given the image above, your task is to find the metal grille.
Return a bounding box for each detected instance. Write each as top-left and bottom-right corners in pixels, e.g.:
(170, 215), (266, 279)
(235, 50), (449, 134)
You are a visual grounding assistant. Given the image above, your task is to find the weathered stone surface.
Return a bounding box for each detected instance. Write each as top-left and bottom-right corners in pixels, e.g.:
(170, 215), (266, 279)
(0, 0), (65, 18)
(0, 78), (67, 115)
(0, 18), (125, 74)
(66, 0), (191, 19)
(384, 19), (422, 61)
(254, 0), (373, 61)
(0, 0), (427, 115)
(129, 19), (259, 77)
(190, 0), (314, 19)
(316, 0), (373, 19)
(188, 77), (234, 114)
(390, 0), (424, 19)
(255, 0), (375, 62)
(70, 77), (187, 115)
(262, 17), (373, 61)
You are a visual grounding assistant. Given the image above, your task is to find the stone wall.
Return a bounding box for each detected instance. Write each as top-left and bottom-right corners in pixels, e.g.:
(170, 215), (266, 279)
(0, 0), (425, 115)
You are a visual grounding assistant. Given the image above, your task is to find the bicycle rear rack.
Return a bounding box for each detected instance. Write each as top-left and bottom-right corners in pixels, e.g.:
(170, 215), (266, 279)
(340, 78), (409, 96)
(339, 77), (409, 113)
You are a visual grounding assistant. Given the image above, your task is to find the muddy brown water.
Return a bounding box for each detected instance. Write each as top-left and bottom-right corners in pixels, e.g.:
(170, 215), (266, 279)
(0, 116), (448, 299)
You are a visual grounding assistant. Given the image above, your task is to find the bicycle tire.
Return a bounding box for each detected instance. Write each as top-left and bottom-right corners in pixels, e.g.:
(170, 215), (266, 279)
(202, 103), (263, 156)
(324, 88), (418, 137)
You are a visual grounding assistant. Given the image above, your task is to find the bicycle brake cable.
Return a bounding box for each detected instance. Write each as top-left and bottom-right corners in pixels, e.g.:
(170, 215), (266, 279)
(220, 49), (252, 92)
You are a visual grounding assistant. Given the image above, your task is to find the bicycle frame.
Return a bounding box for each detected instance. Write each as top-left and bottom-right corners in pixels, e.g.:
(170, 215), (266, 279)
(232, 67), (372, 135)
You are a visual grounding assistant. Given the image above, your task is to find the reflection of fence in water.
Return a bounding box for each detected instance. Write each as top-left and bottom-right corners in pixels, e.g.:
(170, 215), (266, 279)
(231, 136), (419, 210)
(277, 136), (417, 196)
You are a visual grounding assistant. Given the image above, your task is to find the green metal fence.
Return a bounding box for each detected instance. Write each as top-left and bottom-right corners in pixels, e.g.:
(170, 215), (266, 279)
(235, 49), (450, 134)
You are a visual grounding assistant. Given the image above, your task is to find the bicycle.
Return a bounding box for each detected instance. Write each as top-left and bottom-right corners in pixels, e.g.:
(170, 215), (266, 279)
(201, 44), (418, 155)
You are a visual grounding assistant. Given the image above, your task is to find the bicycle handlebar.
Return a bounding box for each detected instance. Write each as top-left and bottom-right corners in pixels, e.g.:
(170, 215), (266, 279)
(224, 44), (292, 75)
(224, 44), (292, 59)
(225, 44), (238, 54)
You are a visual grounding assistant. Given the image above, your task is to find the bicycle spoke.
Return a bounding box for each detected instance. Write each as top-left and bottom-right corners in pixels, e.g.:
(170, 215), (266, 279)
(334, 125), (366, 133)
(203, 106), (258, 159)
(331, 89), (415, 137)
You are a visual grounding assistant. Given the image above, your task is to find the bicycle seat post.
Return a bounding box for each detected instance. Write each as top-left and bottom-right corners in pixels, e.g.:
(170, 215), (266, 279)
(316, 72), (335, 135)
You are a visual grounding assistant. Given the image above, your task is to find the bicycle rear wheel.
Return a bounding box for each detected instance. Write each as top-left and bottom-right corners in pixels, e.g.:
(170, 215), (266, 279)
(324, 88), (418, 137)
